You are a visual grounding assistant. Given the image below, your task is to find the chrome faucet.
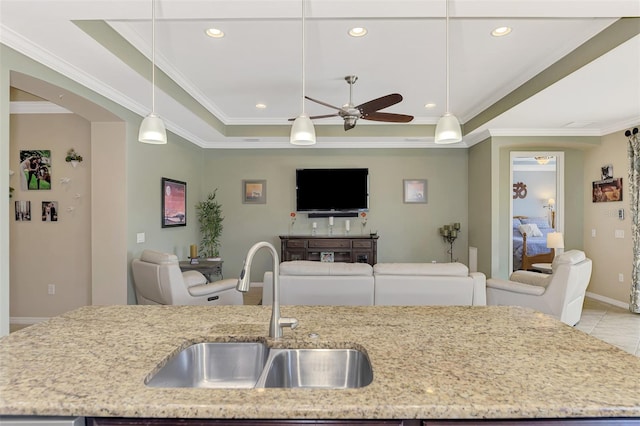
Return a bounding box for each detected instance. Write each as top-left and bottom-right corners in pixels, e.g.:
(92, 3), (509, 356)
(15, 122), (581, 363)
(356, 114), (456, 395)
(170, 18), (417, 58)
(236, 241), (298, 338)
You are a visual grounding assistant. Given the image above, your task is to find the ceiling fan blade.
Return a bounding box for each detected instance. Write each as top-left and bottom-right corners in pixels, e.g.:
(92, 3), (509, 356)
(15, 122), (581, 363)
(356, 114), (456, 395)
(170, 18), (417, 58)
(361, 111), (414, 123)
(357, 93), (403, 115)
(309, 113), (340, 120)
(288, 113), (340, 122)
(305, 96), (343, 111)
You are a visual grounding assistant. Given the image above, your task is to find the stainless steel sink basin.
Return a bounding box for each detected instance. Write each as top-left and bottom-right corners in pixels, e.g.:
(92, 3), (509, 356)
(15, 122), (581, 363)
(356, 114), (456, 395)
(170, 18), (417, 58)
(146, 342), (269, 388)
(258, 348), (373, 389)
(146, 343), (373, 389)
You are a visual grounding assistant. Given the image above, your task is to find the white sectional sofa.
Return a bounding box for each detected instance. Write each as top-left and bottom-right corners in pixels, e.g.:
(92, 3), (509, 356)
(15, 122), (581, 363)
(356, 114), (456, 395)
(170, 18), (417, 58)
(262, 261), (374, 306)
(262, 260), (486, 306)
(373, 262), (487, 306)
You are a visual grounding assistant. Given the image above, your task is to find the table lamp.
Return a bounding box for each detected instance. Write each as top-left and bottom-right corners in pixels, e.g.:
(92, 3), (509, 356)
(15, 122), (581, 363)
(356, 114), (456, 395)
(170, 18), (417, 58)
(547, 232), (564, 257)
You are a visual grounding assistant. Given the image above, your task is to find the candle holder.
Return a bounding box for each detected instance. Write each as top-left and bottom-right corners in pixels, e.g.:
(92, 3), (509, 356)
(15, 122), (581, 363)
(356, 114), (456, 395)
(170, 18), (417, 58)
(439, 223), (461, 262)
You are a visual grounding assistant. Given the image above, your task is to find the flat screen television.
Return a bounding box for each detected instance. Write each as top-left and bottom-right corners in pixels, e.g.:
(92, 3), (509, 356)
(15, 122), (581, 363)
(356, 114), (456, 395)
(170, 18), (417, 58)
(296, 168), (369, 214)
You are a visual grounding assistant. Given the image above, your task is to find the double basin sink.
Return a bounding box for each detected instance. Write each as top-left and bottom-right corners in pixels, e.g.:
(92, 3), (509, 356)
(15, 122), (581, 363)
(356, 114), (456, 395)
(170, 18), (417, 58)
(146, 342), (373, 389)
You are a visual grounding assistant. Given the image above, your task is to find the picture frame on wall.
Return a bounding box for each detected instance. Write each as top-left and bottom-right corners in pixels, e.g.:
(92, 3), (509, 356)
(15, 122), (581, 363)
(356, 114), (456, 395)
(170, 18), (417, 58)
(41, 201), (58, 222)
(162, 177), (187, 228)
(19, 150), (52, 191)
(403, 179), (427, 203)
(242, 179), (267, 204)
(601, 164), (613, 181)
(592, 177), (623, 203)
(15, 201), (31, 221)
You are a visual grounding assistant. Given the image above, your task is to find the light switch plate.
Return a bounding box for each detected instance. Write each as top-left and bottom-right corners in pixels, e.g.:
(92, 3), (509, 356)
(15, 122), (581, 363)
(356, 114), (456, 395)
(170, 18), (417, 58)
(136, 232), (145, 243)
(615, 230), (624, 239)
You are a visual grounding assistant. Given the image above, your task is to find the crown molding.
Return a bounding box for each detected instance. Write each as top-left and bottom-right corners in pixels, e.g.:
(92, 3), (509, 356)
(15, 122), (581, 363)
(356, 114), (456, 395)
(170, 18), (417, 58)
(10, 101), (72, 114)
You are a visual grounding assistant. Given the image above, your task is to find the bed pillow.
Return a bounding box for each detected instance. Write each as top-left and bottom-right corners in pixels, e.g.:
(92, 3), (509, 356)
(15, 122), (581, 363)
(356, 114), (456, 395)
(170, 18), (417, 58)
(521, 217), (551, 229)
(513, 218), (522, 229)
(518, 223), (543, 237)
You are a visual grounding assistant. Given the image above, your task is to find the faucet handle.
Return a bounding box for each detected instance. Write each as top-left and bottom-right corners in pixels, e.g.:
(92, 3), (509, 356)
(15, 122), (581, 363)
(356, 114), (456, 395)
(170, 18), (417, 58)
(279, 317), (299, 330)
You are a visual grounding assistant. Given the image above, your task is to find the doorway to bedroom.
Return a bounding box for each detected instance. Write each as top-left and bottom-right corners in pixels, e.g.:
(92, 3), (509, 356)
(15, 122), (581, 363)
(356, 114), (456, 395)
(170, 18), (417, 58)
(510, 152), (565, 272)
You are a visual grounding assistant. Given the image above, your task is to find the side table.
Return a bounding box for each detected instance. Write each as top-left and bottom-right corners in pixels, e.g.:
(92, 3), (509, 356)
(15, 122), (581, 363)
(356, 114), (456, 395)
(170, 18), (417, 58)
(531, 262), (553, 274)
(179, 259), (223, 282)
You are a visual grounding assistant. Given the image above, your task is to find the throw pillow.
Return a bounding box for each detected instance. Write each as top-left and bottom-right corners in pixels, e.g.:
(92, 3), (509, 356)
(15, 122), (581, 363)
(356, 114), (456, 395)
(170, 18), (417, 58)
(518, 223), (543, 237)
(521, 217), (551, 229)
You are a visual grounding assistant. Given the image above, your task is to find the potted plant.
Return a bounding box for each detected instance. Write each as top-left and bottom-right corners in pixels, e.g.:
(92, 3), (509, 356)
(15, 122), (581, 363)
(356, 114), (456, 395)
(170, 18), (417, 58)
(196, 189), (224, 259)
(65, 148), (83, 167)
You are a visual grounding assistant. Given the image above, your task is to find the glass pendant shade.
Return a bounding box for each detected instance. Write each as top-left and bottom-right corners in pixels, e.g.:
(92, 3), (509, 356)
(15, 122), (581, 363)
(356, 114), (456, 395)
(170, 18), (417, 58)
(434, 112), (462, 144)
(138, 113), (167, 144)
(290, 114), (316, 145)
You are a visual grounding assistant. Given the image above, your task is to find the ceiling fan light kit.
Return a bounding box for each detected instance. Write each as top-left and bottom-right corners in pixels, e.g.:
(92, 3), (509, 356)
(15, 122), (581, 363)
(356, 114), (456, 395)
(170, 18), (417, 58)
(434, 0), (462, 145)
(139, 0), (167, 144)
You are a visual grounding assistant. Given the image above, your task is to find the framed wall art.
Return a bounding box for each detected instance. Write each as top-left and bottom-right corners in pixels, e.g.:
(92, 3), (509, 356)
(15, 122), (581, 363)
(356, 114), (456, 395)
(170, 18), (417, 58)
(403, 179), (427, 203)
(19, 150), (52, 191)
(242, 179), (267, 204)
(592, 177), (622, 203)
(162, 177), (187, 227)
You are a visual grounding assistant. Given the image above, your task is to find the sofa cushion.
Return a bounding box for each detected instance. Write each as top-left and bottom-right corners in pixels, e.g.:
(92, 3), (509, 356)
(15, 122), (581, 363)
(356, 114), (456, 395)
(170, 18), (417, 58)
(280, 260), (373, 276)
(374, 262), (469, 277)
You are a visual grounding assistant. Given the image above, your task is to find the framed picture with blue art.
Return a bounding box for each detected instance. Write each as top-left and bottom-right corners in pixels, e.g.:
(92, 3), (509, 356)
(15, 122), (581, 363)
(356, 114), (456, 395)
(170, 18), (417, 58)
(162, 177), (187, 228)
(19, 150), (52, 190)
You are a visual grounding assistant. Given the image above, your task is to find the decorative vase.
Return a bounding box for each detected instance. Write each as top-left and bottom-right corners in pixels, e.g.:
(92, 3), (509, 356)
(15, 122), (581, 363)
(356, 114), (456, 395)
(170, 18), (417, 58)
(70, 160), (79, 168)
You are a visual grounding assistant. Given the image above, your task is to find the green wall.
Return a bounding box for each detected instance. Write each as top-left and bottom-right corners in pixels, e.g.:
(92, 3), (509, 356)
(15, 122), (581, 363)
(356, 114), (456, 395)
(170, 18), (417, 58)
(202, 148), (470, 281)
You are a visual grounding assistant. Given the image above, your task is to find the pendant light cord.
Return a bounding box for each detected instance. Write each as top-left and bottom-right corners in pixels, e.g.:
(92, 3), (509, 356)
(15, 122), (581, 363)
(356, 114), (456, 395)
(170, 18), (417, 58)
(445, 0), (450, 114)
(151, 0), (156, 114)
(301, 0), (306, 115)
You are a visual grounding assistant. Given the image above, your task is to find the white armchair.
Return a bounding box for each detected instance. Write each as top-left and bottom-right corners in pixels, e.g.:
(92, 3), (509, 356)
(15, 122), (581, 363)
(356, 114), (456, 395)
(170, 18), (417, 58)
(486, 250), (592, 325)
(131, 249), (243, 305)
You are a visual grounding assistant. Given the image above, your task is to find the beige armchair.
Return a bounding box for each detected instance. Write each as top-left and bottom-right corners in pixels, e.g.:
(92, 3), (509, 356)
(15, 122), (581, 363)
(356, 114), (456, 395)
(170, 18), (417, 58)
(486, 250), (592, 326)
(131, 249), (243, 305)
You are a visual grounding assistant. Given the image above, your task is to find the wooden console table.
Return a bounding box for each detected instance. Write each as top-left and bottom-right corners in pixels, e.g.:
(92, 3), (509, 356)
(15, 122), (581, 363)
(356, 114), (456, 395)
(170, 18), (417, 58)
(279, 235), (379, 266)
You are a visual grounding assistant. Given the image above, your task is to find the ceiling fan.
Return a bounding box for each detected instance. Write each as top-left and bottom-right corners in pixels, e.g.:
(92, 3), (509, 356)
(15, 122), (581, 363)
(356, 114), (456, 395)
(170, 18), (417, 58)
(293, 75), (414, 131)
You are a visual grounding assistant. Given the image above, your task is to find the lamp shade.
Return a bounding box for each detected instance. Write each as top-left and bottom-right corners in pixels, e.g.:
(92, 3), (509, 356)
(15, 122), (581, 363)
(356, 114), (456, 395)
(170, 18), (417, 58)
(138, 113), (167, 144)
(434, 113), (462, 144)
(290, 114), (316, 145)
(546, 232), (564, 249)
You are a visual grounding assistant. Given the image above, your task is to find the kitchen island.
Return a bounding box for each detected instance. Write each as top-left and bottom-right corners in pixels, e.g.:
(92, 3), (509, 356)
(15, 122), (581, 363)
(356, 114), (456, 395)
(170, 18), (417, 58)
(1, 304), (640, 423)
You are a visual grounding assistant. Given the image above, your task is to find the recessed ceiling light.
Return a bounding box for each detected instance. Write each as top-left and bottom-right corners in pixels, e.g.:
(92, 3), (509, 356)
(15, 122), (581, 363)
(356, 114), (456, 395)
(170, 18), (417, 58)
(205, 28), (225, 38)
(348, 27), (367, 37)
(255, 103), (267, 109)
(424, 103), (436, 109)
(491, 26), (512, 37)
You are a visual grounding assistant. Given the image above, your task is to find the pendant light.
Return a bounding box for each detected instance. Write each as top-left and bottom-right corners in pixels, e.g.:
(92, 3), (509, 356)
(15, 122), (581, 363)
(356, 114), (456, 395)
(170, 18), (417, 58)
(434, 0), (462, 144)
(290, 0), (316, 145)
(138, 0), (167, 144)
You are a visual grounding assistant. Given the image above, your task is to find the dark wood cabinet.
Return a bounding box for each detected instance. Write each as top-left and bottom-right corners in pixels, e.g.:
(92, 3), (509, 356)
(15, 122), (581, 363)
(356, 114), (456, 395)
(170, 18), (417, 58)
(279, 235), (378, 266)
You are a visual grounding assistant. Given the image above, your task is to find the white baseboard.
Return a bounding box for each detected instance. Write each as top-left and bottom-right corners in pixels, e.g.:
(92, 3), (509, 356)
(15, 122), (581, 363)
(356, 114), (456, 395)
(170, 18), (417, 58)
(586, 291), (629, 310)
(10, 317), (50, 325)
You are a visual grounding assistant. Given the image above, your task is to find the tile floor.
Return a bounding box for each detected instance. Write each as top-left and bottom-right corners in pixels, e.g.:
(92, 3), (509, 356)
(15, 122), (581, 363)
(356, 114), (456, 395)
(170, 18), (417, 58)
(9, 296), (640, 357)
(575, 297), (640, 356)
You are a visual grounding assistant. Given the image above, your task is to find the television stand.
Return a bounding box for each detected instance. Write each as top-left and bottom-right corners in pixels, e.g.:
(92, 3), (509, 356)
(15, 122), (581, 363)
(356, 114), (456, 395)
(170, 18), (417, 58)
(279, 235), (379, 266)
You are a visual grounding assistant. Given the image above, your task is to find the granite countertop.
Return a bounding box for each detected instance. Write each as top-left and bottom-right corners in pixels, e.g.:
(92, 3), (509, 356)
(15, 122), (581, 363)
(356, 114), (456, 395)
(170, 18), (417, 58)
(1, 305), (640, 420)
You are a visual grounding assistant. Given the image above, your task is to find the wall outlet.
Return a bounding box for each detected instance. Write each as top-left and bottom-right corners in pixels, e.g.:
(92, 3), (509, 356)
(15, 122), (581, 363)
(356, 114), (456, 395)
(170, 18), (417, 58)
(619, 273), (624, 283)
(136, 232), (145, 243)
(591, 229), (596, 237)
(48, 284), (55, 295)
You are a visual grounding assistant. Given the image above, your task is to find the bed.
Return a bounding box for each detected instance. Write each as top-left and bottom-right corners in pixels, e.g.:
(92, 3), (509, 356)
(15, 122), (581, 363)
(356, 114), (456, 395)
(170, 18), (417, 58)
(512, 216), (555, 271)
